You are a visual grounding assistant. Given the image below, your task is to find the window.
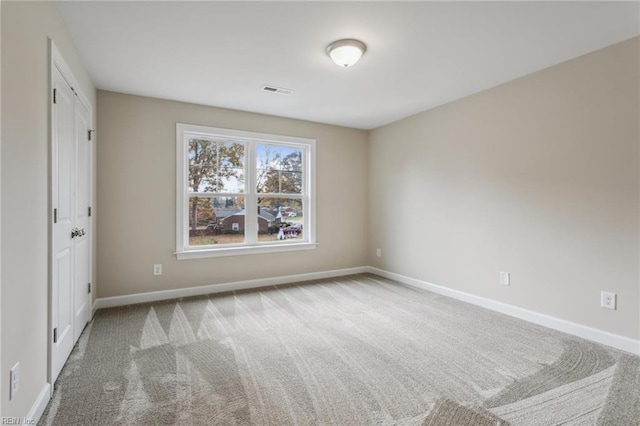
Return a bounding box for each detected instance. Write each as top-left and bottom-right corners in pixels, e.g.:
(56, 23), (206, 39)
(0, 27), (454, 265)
(176, 124), (316, 259)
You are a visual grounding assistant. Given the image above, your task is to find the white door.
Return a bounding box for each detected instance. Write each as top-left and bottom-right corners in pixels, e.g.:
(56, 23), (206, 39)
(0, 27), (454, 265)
(52, 65), (76, 381)
(73, 99), (91, 342)
(51, 60), (93, 382)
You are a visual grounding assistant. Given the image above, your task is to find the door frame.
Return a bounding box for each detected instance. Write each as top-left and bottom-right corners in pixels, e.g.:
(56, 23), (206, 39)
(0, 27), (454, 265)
(48, 39), (94, 392)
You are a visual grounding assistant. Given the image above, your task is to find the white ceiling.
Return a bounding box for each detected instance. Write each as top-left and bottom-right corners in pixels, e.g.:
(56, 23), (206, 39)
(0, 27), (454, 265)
(56, 1), (640, 130)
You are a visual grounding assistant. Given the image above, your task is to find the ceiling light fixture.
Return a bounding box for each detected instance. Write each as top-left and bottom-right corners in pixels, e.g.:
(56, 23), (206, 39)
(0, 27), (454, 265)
(326, 39), (367, 68)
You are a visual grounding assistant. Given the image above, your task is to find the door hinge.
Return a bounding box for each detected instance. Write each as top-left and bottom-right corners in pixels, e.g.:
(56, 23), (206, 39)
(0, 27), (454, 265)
(88, 283), (92, 294)
(53, 88), (57, 104)
(88, 206), (92, 217)
(53, 328), (58, 343)
(88, 130), (95, 141)
(53, 208), (58, 224)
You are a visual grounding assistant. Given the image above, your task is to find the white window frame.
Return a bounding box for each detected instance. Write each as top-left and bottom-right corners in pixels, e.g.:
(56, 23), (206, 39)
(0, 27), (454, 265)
(176, 123), (316, 259)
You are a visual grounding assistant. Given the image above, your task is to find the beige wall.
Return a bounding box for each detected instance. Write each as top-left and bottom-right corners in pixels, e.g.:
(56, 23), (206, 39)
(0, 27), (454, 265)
(369, 37), (640, 340)
(96, 91), (368, 298)
(1, 1), (96, 417)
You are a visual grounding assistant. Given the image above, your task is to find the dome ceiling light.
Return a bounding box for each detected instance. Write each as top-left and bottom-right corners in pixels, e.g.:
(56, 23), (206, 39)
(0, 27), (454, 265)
(326, 39), (367, 68)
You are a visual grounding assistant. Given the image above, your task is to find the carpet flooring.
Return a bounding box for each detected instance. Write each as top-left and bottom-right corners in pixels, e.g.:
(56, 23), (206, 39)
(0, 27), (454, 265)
(40, 273), (640, 425)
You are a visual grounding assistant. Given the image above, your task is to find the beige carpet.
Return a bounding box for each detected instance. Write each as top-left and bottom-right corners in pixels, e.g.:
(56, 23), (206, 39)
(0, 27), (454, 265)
(40, 274), (640, 425)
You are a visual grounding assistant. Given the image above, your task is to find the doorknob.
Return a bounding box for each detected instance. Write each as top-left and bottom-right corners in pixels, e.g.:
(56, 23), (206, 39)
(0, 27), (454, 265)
(71, 228), (86, 238)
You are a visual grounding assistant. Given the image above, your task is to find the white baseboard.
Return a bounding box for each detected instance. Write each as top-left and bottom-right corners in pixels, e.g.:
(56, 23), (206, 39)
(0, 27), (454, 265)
(26, 382), (51, 424)
(368, 266), (640, 356)
(95, 266), (368, 309)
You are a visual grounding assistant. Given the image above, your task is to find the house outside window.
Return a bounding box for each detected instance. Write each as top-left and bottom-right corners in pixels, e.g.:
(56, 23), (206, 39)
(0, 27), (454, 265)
(176, 123), (316, 259)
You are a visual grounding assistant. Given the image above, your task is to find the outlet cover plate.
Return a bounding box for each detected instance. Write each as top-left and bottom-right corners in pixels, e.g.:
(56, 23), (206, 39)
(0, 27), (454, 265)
(500, 272), (510, 286)
(601, 291), (616, 310)
(10, 362), (19, 400)
(153, 264), (162, 276)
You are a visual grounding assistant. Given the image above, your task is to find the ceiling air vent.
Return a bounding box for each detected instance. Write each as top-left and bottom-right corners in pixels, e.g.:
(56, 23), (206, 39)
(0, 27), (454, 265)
(262, 85), (294, 95)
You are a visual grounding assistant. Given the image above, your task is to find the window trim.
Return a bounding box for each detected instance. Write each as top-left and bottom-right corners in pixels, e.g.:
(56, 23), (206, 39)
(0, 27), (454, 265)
(176, 123), (316, 259)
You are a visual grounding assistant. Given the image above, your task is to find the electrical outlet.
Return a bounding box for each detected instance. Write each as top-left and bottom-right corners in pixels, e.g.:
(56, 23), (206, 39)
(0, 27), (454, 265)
(10, 362), (19, 400)
(153, 264), (162, 276)
(376, 248), (382, 258)
(601, 291), (616, 310)
(500, 271), (510, 286)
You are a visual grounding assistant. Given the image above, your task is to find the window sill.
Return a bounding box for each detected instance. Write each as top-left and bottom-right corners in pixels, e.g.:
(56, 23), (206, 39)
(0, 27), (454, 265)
(175, 242), (318, 260)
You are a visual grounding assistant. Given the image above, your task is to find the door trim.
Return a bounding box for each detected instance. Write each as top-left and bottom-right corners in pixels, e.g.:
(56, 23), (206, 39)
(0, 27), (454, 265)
(48, 39), (93, 391)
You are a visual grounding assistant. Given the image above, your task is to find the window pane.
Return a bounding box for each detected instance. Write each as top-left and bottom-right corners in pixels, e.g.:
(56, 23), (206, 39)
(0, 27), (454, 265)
(188, 196), (245, 246)
(188, 139), (244, 193)
(256, 144), (303, 194)
(280, 171), (302, 194)
(257, 198), (303, 243)
(218, 167), (245, 193)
